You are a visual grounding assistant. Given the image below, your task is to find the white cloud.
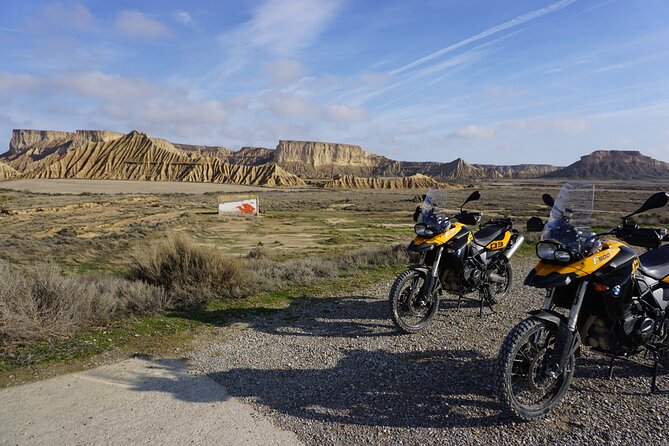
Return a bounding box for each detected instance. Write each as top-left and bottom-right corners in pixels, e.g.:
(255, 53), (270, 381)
(0, 72), (42, 92)
(262, 92), (317, 118)
(448, 124), (496, 140)
(390, 0), (579, 76)
(53, 71), (163, 102)
(223, 0), (343, 56)
(326, 104), (367, 123)
(265, 59), (306, 85)
(173, 10), (194, 27)
(27, 2), (96, 33)
(115, 11), (171, 40)
(507, 117), (589, 135)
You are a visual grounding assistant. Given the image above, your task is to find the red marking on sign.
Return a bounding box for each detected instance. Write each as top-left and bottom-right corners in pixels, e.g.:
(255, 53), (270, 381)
(236, 203), (256, 214)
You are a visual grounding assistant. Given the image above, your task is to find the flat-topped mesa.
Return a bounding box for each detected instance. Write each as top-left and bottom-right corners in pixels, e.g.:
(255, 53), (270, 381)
(274, 140), (382, 177)
(544, 149), (669, 179)
(9, 129), (75, 155)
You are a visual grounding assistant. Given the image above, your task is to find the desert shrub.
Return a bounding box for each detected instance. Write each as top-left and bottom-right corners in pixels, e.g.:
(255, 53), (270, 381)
(0, 261), (166, 354)
(128, 233), (250, 309)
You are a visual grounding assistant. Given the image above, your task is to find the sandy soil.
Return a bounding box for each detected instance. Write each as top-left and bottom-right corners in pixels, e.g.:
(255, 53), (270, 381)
(0, 179), (272, 194)
(0, 356), (302, 446)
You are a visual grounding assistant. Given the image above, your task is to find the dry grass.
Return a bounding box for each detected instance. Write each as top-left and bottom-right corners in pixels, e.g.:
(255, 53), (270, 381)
(248, 244), (409, 291)
(0, 261), (167, 354)
(128, 233), (251, 309)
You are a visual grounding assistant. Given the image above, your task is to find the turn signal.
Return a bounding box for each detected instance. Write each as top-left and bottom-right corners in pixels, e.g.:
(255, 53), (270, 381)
(593, 283), (609, 293)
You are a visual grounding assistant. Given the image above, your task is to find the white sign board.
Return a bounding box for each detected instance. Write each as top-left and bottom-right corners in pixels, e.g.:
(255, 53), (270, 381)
(218, 198), (258, 216)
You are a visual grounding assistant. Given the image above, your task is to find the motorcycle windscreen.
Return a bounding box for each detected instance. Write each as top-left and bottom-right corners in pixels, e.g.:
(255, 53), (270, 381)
(418, 186), (449, 224)
(542, 182), (595, 253)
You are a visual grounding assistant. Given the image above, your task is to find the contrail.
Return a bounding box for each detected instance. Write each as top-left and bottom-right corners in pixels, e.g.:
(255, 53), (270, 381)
(389, 0), (579, 76)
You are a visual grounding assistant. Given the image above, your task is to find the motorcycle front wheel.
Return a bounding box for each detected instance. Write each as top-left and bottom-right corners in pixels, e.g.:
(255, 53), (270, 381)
(494, 317), (575, 420)
(389, 269), (438, 334)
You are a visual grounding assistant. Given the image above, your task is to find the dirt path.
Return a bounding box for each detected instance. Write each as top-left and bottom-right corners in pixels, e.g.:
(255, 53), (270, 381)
(0, 356), (302, 446)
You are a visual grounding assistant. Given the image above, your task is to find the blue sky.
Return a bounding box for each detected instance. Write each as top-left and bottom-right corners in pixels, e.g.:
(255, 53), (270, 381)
(1, 0), (668, 165)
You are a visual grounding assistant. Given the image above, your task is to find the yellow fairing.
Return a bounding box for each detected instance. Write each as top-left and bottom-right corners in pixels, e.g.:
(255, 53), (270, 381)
(486, 230), (512, 251)
(533, 240), (624, 278)
(413, 223), (467, 246)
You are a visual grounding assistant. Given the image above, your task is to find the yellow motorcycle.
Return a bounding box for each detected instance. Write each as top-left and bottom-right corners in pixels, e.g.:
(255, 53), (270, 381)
(495, 183), (669, 420)
(389, 187), (524, 333)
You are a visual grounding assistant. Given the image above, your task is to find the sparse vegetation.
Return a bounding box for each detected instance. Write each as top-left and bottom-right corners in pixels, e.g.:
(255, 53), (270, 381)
(128, 233), (251, 309)
(0, 261), (167, 355)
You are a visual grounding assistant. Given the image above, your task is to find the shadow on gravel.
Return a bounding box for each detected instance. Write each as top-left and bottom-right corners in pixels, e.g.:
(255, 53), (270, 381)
(209, 348), (505, 428)
(573, 355), (669, 396)
(174, 294), (490, 339)
(172, 295), (399, 338)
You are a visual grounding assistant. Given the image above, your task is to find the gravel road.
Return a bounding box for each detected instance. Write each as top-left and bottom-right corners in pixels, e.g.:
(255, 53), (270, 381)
(192, 257), (669, 445)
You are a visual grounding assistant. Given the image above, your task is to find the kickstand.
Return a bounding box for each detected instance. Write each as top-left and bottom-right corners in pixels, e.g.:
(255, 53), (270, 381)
(607, 356), (616, 379)
(456, 295), (463, 311)
(651, 353), (659, 395)
(478, 287), (496, 317)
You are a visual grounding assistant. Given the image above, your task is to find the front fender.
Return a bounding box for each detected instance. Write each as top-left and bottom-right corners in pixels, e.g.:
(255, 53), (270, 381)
(527, 309), (567, 328)
(407, 265), (431, 276)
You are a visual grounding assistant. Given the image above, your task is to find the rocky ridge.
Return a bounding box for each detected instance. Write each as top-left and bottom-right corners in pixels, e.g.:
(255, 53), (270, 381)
(476, 164), (560, 179)
(0, 161), (18, 180)
(323, 174), (442, 190)
(20, 131), (306, 187)
(544, 150), (669, 179)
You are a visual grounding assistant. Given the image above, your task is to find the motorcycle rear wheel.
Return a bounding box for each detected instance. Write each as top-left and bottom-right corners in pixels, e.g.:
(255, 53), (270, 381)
(487, 262), (513, 304)
(495, 317), (575, 420)
(389, 269), (438, 334)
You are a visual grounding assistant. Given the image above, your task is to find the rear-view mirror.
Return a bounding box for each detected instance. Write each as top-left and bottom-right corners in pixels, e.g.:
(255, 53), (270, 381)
(527, 216), (545, 233)
(542, 194), (555, 208)
(458, 212), (479, 226)
(625, 192), (669, 221)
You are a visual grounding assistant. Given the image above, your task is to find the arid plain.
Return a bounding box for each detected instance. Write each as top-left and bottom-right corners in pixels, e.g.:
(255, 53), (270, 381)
(2, 178), (668, 271)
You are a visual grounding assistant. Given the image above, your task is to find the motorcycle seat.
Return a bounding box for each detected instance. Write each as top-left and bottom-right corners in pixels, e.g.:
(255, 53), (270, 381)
(473, 226), (504, 247)
(638, 244), (669, 281)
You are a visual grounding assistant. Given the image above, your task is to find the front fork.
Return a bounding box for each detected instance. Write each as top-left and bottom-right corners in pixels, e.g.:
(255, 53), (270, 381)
(545, 281), (588, 378)
(419, 247), (443, 302)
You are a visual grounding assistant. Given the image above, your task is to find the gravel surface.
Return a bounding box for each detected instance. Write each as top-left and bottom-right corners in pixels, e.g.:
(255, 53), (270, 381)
(192, 257), (669, 445)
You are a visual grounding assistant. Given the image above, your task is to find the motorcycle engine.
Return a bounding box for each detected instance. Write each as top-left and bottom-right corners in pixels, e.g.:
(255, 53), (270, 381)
(581, 316), (617, 352)
(462, 264), (482, 288)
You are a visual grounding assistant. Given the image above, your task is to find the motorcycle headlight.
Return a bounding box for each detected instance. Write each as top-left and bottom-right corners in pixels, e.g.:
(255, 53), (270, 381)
(414, 224), (435, 238)
(536, 241), (572, 263)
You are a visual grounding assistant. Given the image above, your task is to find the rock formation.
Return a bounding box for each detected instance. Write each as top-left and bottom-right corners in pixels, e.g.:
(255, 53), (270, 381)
(477, 164), (561, 179)
(21, 131), (306, 187)
(172, 143), (232, 159)
(323, 174), (443, 190)
(228, 147), (275, 166)
(0, 161), (18, 180)
(274, 140), (382, 177)
(543, 150), (669, 179)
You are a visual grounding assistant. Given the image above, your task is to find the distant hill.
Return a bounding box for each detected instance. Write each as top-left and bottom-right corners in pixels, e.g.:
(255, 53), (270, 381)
(544, 150), (669, 179)
(8, 129), (666, 186)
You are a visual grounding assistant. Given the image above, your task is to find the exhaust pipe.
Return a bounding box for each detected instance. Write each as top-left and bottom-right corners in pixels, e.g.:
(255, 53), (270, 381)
(502, 235), (525, 262)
